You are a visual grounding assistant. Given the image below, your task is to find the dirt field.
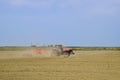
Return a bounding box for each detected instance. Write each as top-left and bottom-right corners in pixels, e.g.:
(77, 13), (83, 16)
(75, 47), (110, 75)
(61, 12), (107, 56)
(0, 50), (120, 80)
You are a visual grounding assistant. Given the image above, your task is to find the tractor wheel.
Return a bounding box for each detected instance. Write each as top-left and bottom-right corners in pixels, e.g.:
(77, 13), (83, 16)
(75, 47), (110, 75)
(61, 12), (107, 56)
(52, 49), (60, 56)
(70, 51), (75, 55)
(63, 52), (70, 57)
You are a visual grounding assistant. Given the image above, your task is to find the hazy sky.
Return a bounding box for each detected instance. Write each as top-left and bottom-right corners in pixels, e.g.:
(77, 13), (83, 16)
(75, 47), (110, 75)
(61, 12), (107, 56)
(0, 0), (120, 46)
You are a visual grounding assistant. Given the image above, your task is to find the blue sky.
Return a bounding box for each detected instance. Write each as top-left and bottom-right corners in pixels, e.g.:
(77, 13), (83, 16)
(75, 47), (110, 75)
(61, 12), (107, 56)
(0, 0), (120, 46)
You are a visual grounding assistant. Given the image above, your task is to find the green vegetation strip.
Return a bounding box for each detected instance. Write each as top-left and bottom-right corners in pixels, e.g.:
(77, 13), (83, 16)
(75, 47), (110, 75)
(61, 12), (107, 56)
(0, 47), (33, 51)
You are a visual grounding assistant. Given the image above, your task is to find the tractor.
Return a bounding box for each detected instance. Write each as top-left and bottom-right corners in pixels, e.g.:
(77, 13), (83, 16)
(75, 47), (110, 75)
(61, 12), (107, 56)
(52, 45), (75, 57)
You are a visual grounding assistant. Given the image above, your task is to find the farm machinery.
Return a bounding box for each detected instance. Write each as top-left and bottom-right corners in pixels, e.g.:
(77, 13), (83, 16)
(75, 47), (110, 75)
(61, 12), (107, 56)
(52, 45), (75, 57)
(35, 45), (75, 57)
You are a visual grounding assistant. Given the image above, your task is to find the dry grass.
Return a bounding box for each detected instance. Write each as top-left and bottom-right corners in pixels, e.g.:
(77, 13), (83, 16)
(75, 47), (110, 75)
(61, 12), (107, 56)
(0, 50), (120, 80)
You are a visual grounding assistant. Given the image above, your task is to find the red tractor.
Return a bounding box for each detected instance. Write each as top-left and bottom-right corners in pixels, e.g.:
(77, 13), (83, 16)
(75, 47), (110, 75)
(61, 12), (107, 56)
(53, 45), (75, 57)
